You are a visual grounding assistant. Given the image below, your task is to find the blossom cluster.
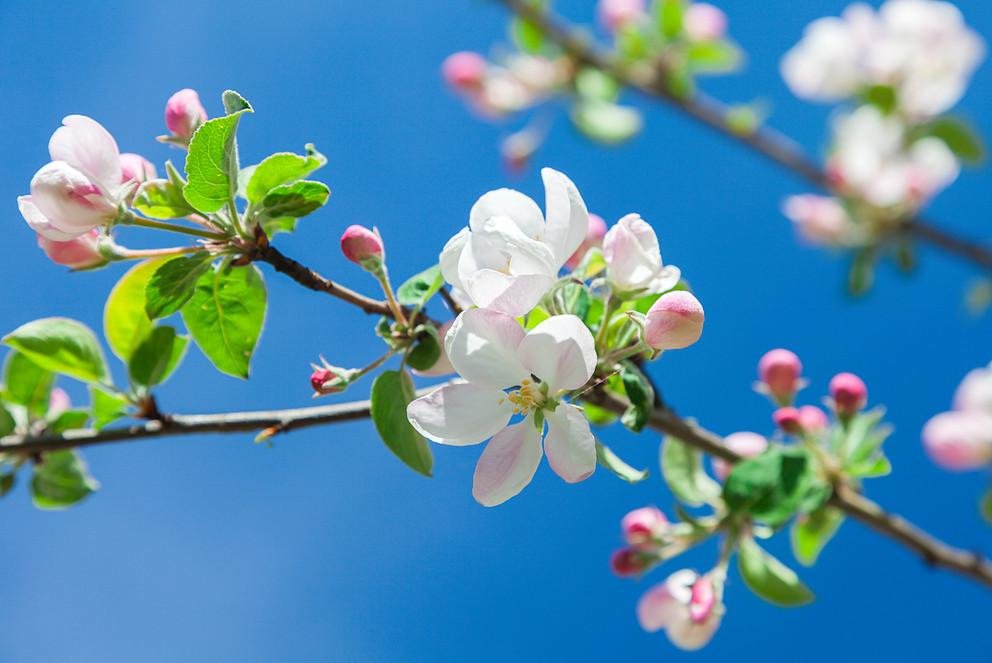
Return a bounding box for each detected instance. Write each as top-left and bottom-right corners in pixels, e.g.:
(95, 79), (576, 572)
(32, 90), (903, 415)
(923, 363), (992, 471)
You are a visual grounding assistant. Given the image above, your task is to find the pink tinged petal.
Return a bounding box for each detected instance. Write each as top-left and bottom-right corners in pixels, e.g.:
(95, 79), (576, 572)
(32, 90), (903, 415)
(644, 291), (704, 351)
(48, 115), (122, 191)
(713, 431), (768, 481)
(407, 382), (514, 446)
(48, 387), (71, 417)
(516, 314), (596, 391)
(953, 364), (992, 414)
(688, 576), (715, 623)
(472, 419), (544, 506)
(37, 229), (104, 269)
(636, 569), (695, 632)
(29, 162), (116, 234)
(462, 269), (555, 317)
(439, 227), (470, 291)
(543, 404), (596, 483)
(541, 168), (589, 265)
(474, 215), (558, 276)
(119, 153), (157, 183)
(18, 196), (81, 241)
(922, 411), (992, 471)
(666, 611), (721, 651)
(444, 308), (528, 389)
(469, 187), (545, 239)
(603, 214), (664, 293)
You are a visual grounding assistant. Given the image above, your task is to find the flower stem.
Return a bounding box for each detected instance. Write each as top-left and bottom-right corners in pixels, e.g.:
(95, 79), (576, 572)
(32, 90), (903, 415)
(124, 214), (228, 241)
(116, 246), (207, 260)
(595, 295), (616, 355)
(376, 266), (408, 326)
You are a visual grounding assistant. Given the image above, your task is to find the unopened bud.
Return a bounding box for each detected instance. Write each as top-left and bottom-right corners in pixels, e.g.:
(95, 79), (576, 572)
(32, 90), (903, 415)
(119, 153), (157, 184)
(442, 51), (488, 90)
(621, 507), (668, 549)
(340, 225), (384, 271)
(597, 0), (646, 32)
(683, 3), (727, 42)
(773, 406), (803, 434)
(797, 405), (829, 432)
(757, 348), (803, 405)
(610, 548), (651, 577)
(830, 372), (867, 416)
(310, 365), (352, 395)
(164, 88), (208, 140)
(644, 291), (704, 351)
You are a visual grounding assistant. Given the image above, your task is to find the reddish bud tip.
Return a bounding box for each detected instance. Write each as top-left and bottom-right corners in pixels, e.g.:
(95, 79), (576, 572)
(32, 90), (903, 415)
(340, 225), (384, 269)
(758, 348), (803, 404)
(773, 406), (803, 434)
(829, 372), (867, 415)
(797, 405), (829, 432)
(442, 51), (488, 90)
(644, 291), (705, 351)
(310, 367), (347, 395)
(165, 88), (208, 140)
(610, 548), (649, 577)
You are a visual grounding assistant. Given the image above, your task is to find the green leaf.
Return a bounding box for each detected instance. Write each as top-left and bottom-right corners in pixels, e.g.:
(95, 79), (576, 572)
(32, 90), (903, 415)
(848, 247), (876, 296)
(222, 89), (252, 115)
(145, 252), (214, 320)
(133, 179), (197, 219)
(90, 386), (129, 430)
(370, 370), (433, 476)
(0, 402), (15, 437)
(4, 351), (54, 416)
(406, 325), (442, 372)
(655, 0), (685, 39)
(575, 68), (620, 102)
(723, 447), (827, 527)
(791, 506), (844, 566)
(48, 409), (89, 434)
(245, 145), (327, 203)
(181, 264), (267, 379)
(620, 362), (653, 432)
(397, 265), (444, 309)
(511, 15), (545, 53)
(861, 84), (898, 114)
(105, 258), (171, 360)
(583, 402), (617, 426)
(257, 180), (330, 219)
(3, 318), (108, 385)
(0, 471), (15, 497)
(572, 101), (643, 145)
(616, 23), (651, 61)
(738, 537), (814, 606)
(128, 326), (189, 388)
(183, 98), (253, 214)
(686, 40), (741, 73)
(912, 116), (986, 164)
(596, 440), (649, 483)
(31, 450), (99, 510)
(980, 489), (992, 526)
(260, 216), (298, 237)
(661, 435), (721, 507)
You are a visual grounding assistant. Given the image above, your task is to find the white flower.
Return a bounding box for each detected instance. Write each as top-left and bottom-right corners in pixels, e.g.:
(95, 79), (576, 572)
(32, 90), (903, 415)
(406, 308), (598, 506)
(954, 363), (992, 414)
(781, 6), (872, 101)
(781, 194), (858, 246)
(602, 214), (680, 296)
(439, 168), (589, 317)
(637, 569), (723, 651)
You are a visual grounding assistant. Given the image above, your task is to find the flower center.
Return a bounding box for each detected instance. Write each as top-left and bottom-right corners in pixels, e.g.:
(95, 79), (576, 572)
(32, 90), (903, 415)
(504, 377), (546, 415)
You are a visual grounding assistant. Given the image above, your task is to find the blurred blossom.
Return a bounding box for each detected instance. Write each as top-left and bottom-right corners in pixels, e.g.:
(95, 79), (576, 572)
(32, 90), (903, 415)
(712, 431), (767, 481)
(684, 3), (728, 42)
(923, 362), (992, 470)
(637, 569), (723, 650)
(782, 194), (858, 246)
(954, 364), (992, 413)
(598, 0), (647, 33)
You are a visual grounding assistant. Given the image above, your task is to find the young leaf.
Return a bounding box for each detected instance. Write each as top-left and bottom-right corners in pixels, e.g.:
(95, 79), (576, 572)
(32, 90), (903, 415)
(981, 489), (992, 526)
(791, 506), (844, 566)
(655, 0), (685, 39)
(183, 98), (253, 214)
(128, 326), (189, 388)
(47, 409), (90, 434)
(0, 403), (15, 437)
(661, 435), (721, 507)
(3, 318), (108, 385)
(405, 325), (442, 372)
(596, 441), (649, 483)
(583, 401), (617, 426)
(105, 258), (172, 361)
(257, 180), (330, 219)
(723, 447), (827, 527)
(738, 537), (815, 607)
(31, 450), (99, 510)
(620, 362), (653, 432)
(0, 471), (15, 497)
(397, 265), (444, 309)
(90, 386), (129, 430)
(572, 102), (643, 145)
(4, 351), (54, 416)
(133, 179), (197, 219)
(370, 370), (433, 476)
(686, 40), (741, 73)
(245, 145), (327, 203)
(913, 116), (986, 164)
(145, 252), (214, 320)
(511, 15), (545, 53)
(181, 264), (267, 379)
(260, 217), (298, 237)
(222, 89), (252, 114)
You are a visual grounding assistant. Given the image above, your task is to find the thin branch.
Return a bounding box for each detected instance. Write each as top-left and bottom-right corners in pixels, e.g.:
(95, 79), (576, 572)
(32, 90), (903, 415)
(495, 0), (992, 271)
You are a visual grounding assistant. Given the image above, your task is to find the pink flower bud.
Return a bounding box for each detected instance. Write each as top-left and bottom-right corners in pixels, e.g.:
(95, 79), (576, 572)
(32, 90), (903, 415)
(610, 548), (650, 577)
(773, 406), (803, 434)
(48, 387), (71, 418)
(712, 431), (767, 481)
(598, 0), (646, 32)
(922, 411), (992, 471)
(683, 3), (727, 41)
(644, 291), (704, 351)
(565, 213), (608, 269)
(442, 52), (488, 90)
(310, 367), (347, 395)
(165, 89), (208, 140)
(797, 405), (829, 432)
(501, 128), (539, 174)
(621, 506), (668, 548)
(688, 574), (716, 624)
(119, 153), (157, 184)
(36, 229), (106, 270)
(830, 372), (867, 415)
(340, 225), (384, 269)
(757, 348), (803, 405)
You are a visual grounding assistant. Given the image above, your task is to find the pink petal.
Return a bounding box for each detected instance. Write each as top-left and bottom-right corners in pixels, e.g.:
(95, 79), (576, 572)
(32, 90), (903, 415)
(543, 404), (596, 483)
(18, 195), (81, 240)
(406, 382), (513, 446)
(48, 115), (122, 192)
(472, 419), (543, 506)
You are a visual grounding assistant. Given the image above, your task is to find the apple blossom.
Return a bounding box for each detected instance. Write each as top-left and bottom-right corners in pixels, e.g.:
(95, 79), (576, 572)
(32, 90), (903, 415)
(643, 291), (704, 351)
(712, 431), (767, 481)
(621, 506), (669, 548)
(18, 116), (133, 240)
(565, 213), (607, 269)
(637, 569), (723, 651)
(757, 348), (803, 405)
(922, 411), (992, 471)
(597, 0), (646, 33)
(954, 364), (992, 413)
(412, 321), (456, 377)
(119, 153), (157, 184)
(442, 51), (488, 90)
(773, 406), (803, 434)
(439, 168), (589, 316)
(36, 229), (106, 270)
(406, 308), (597, 506)
(164, 88), (208, 140)
(602, 214), (681, 297)
(781, 194), (857, 247)
(798, 405), (829, 432)
(684, 3), (728, 42)
(340, 225), (384, 270)
(830, 372), (868, 415)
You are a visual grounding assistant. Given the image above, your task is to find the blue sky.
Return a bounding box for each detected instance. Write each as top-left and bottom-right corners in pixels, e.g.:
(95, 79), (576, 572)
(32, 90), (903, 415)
(0, 0), (990, 660)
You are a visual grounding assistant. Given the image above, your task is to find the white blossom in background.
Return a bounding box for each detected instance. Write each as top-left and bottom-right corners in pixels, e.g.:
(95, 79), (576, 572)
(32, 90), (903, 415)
(440, 168), (589, 316)
(637, 569), (723, 650)
(781, 0), (984, 119)
(922, 363), (992, 471)
(407, 309), (598, 506)
(602, 214), (681, 296)
(781, 194), (859, 247)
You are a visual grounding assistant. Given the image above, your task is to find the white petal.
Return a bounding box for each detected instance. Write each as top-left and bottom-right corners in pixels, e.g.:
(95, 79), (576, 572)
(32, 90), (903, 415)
(474, 215), (557, 276)
(541, 168), (589, 266)
(667, 612), (721, 651)
(48, 115), (122, 192)
(29, 161), (115, 233)
(543, 404), (596, 483)
(444, 308), (528, 389)
(472, 419), (544, 506)
(439, 227), (470, 291)
(469, 188), (545, 239)
(462, 269), (554, 317)
(407, 382), (513, 445)
(637, 571), (695, 632)
(516, 314), (596, 391)
(17, 195), (82, 240)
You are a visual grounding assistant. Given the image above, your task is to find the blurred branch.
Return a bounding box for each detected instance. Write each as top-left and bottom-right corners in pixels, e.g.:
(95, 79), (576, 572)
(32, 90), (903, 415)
(495, 0), (992, 271)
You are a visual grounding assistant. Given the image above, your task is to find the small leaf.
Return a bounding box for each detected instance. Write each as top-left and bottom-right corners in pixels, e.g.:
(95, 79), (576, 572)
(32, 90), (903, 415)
(738, 537), (815, 607)
(0, 403), (15, 437)
(406, 325), (442, 372)
(181, 264), (267, 379)
(128, 326), (189, 387)
(221, 89), (252, 115)
(723, 447), (826, 527)
(791, 506), (844, 566)
(370, 370), (433, 476)
(260, 216), (298, 237)
(397, 265), (444, 309)
(511, 15), (545, 53)
(596, 440), (649, 483)
(572, 102), (643, 145)
(90, 386), (129, 430)
(183, 97), (253, 214)
(145, 252), (214, 320)
(849, 248), (876, 296)
(257, 180), (330, 219)
(0, 471), (15, 497)
(661, 435), (721, 507)
(620, 362), (653, 432)
(583, 402), (617, 426)
(133, 179), (197, 219)
(245, 145), (327, 203)
(686, 40), (741, 73)
(3, 318), (108, 385)
(981, 489), (992, 526)
(48, 409), (90, 434)
(861, 84), (898, 115)
(31, 450), (99, 510)
(575, 68), (620, 103)
(4, 351), (54, 416)
(912, 116), (986, 164)
(105, 258), (172, 360)
(655, 0), (685, 39)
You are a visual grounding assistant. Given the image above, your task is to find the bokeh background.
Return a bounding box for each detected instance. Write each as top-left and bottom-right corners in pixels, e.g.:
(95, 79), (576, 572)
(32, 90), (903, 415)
(0, 0), (989, 660)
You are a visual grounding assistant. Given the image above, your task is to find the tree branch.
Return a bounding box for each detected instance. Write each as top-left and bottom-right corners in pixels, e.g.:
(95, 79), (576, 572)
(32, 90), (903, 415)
(495, 0), (992, 271)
